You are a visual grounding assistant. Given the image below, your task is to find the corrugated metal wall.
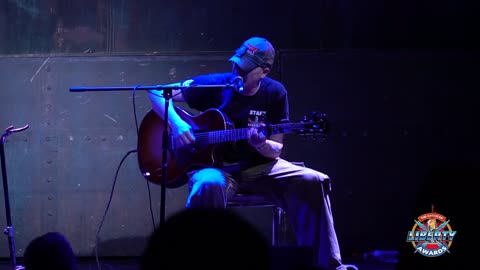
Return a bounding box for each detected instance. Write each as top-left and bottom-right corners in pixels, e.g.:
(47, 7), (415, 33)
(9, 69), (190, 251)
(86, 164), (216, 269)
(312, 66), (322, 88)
(0, 53), (232, 257)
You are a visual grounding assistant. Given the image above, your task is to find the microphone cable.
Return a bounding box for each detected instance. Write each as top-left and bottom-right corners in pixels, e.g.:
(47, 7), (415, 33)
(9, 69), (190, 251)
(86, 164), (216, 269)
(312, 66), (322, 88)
(94, 148), (137, 270)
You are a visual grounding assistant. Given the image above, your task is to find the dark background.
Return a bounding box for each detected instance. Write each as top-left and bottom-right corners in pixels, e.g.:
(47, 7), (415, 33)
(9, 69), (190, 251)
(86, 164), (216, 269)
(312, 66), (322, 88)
(0, 0), (478, 265)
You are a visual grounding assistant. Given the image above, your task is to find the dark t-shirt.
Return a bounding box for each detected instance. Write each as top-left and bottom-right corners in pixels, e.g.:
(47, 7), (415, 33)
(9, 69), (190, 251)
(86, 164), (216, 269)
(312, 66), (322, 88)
(181, 72), (289, 167)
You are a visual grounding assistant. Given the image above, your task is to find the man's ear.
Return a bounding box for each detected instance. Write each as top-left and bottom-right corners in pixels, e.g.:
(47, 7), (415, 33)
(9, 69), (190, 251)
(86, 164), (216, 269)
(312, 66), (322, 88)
(262, 67), (270, 76)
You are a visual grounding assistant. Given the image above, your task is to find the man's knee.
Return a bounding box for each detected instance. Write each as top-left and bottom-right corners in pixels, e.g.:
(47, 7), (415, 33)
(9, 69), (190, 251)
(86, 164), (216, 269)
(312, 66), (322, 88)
(190, 168), (226, 187)
(302, 169), (332, 192)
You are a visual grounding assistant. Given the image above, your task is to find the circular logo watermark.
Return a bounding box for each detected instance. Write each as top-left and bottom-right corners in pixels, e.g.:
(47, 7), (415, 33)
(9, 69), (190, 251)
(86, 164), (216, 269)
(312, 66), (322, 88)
(406, 208), (456, 257)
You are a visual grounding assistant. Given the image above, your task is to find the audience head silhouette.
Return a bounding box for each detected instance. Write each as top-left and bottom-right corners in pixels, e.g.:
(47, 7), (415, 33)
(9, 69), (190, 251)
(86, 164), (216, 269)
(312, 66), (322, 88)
(141, 208), (271, 270)
(23, 231), (78, 270)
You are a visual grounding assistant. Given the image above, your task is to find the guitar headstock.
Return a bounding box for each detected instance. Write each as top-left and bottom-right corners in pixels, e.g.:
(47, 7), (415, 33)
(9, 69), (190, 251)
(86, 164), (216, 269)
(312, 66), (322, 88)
(295, 111), (329, 140)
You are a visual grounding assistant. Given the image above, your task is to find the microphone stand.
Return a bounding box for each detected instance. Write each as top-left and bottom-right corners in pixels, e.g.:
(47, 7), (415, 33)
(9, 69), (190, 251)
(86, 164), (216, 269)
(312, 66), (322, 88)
(69, 83), (229, 227)
(1, 124), (29, 270)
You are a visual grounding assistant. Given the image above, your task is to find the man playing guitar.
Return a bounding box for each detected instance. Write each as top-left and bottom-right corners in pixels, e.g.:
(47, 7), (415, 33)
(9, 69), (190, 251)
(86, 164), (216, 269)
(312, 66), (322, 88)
(144, 36), (347, 270)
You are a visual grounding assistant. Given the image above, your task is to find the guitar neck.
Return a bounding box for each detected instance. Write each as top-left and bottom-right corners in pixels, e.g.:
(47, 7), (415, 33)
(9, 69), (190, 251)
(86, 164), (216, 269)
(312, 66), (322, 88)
(199, 123), (301, 144)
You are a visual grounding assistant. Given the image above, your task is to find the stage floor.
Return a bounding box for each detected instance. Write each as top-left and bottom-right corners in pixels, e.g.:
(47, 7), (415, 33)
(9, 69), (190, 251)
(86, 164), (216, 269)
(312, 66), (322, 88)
(0, 255), (396, 270)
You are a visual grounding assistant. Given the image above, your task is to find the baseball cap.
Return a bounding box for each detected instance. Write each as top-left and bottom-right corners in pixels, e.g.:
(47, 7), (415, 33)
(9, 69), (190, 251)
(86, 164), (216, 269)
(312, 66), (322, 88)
(229, 37), (275, 72)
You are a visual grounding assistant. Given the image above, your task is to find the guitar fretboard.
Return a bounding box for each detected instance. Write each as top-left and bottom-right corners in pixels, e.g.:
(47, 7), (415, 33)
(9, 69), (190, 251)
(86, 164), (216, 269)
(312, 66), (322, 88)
(195, 123), (319, 144)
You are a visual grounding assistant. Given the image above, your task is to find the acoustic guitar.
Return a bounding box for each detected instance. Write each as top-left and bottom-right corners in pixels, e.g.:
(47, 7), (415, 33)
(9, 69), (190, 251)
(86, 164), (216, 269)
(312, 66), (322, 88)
(137, 106), (328, 188)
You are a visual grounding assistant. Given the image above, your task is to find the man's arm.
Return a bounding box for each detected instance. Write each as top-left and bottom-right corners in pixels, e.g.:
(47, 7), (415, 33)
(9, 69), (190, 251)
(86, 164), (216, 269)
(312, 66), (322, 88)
(148, 87), (195, 146)
(149, 87), (184, 122)
(248, 129), (284, 159)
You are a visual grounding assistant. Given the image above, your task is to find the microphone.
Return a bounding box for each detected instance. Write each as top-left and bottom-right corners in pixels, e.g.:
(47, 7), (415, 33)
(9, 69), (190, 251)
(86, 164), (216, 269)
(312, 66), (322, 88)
(232, 76), (244, 92)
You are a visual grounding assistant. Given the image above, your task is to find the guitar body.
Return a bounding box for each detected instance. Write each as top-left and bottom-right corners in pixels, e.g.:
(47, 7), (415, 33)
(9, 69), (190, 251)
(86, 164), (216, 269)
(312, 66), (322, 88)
(137, 107), (234, 188)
